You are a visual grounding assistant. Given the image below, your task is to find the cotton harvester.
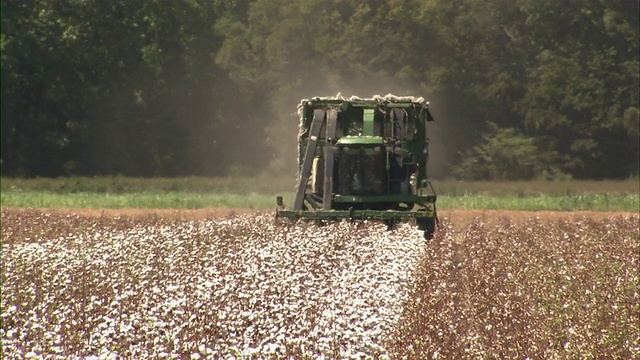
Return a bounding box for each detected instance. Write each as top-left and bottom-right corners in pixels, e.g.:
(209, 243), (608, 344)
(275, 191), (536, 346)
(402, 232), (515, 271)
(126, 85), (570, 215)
(276, 94), (438, 239)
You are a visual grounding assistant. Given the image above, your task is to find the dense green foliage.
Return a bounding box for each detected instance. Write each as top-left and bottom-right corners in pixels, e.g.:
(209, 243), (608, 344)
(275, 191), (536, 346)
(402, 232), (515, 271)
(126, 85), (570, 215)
(2, 0), (638, 179)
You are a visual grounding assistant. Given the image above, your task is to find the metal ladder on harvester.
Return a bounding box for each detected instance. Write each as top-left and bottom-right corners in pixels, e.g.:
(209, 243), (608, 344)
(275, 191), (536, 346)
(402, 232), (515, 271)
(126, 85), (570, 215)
(293, 108), (339, 211)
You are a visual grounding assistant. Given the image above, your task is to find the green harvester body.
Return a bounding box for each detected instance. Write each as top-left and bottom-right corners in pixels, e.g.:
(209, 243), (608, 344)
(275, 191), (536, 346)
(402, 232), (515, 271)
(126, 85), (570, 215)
(276, 95), (438, 239)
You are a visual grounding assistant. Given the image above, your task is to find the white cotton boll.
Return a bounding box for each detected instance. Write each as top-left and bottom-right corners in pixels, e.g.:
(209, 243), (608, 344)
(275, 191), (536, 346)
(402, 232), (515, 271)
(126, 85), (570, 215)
(25, 351), (41, 359)
(98, 349), (118, 360)
(197, 344), (213, 355)
(2, 214), (427, 359)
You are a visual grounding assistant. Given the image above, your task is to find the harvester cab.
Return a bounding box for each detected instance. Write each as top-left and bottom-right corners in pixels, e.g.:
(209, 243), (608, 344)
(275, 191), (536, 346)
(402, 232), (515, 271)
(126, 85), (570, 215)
(276, 94), (438, 239)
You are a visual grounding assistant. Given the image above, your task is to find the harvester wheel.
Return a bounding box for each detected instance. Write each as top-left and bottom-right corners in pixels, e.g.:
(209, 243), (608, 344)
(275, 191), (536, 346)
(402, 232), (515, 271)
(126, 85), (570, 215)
(417, 217), (436, 240)
(385, 219), (397, 231)
(424, 230), (434, 241)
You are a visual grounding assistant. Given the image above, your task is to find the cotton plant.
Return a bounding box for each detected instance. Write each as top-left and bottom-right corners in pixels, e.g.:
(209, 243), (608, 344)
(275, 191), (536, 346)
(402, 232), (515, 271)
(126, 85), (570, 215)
(2, 212), (427, 359)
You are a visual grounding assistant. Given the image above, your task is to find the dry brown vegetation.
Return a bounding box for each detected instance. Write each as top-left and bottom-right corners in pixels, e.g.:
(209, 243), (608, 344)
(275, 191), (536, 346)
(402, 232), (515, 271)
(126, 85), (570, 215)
(387, 215), (639, 359)
(2, 208), (638, 359)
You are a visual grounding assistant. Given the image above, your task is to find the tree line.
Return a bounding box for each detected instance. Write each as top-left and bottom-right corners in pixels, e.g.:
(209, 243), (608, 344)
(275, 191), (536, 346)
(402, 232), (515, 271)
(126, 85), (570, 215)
(2, 0), (638, 180)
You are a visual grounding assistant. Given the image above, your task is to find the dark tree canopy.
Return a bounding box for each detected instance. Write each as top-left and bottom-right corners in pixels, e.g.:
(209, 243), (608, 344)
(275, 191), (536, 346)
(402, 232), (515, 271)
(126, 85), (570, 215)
(2, 0), (638, 179)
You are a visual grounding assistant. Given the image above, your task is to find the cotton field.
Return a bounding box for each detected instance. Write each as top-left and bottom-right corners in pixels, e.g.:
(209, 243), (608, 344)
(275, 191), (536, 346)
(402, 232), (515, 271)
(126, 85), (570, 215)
(2, 209), (427, 359)
(2, 209), (639, 359)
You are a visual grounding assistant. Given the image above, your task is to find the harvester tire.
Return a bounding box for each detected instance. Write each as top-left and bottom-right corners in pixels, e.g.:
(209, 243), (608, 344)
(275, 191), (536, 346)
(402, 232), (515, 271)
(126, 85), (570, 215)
(417, 217), (436, 240)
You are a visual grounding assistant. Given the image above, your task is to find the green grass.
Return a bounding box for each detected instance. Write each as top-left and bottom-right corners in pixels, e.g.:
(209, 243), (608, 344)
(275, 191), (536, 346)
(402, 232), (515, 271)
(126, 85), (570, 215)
(2, 177), (637, 195)
(438, 193), (638, 212)
(1, 177), (638, 211)
(0, 176), (294, 194)
(0, 191), (288, 210)
(434, 179), (639, 196)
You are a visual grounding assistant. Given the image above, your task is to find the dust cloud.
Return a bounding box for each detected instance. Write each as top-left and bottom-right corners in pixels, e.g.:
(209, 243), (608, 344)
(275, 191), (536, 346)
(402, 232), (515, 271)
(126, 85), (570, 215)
(180, 70), (464, 182)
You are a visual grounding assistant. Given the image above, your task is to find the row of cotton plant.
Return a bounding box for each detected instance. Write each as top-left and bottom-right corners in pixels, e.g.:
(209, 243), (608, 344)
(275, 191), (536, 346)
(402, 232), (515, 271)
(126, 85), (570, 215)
(2, 210), (427, 359)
